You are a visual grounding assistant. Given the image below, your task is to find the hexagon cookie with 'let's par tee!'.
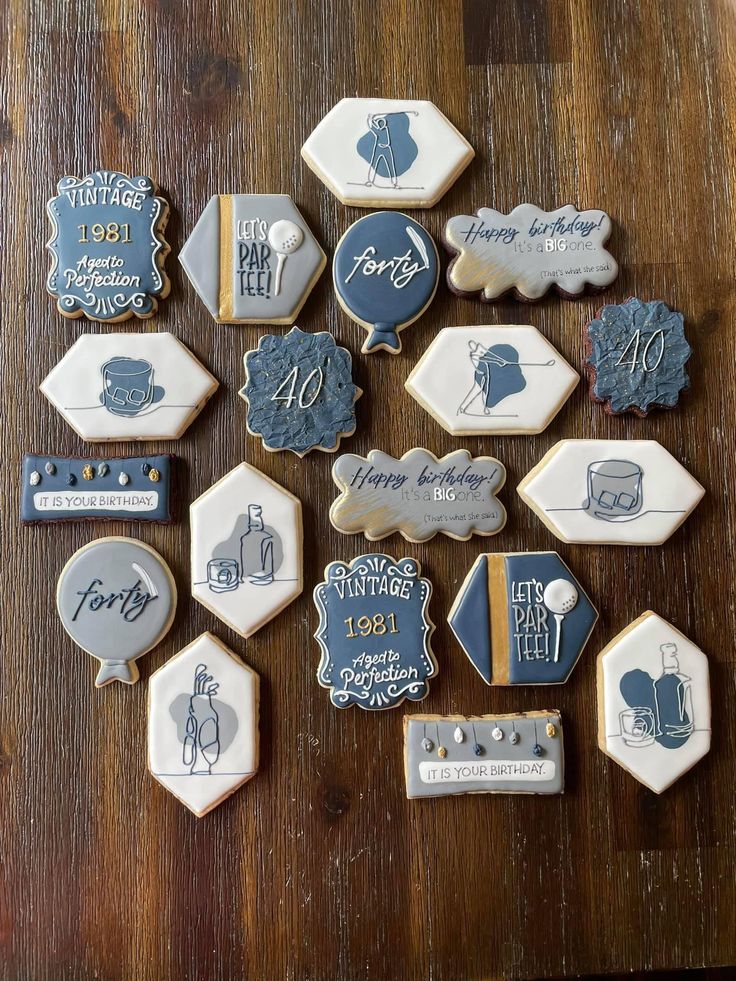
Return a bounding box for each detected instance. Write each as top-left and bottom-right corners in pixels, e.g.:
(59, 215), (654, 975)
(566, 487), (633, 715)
(597, 612), (711, 794)
(148, 632), (259, 817)
(301, 98), (474, 209)
(517, 439), (704, 545)
(405, 325), (579, 436)
(179, 194), (326, 324)
(190, 463), (303, 638)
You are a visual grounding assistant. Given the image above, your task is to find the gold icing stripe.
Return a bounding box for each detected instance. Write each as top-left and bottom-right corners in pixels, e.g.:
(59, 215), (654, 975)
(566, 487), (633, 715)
(488, 554), (508, 685)
(219, 194), (233, 321)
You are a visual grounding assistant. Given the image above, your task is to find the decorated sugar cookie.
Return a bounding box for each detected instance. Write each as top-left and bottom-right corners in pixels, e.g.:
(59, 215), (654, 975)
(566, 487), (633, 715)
(330, 448), (506, 543)
(240, 328), (361, 456)
(444, 203), (618, 301)
(405, 325), (579, 435)
(597, 612), (711, 794)
(333, 212), (439, 354)
(404, 712), (564, 798)
(21, 453), (173, 523)
(314, 554), (435, 710)
(46, 171), (170, 322)
(40, 333), (218, 442)
(179, 194), (325, 324)
(301, 98), (474, 209)
(448, 552), (597, 685)
(190, 463), (303, 639)
(585, 297), (691, 416)
(56, 536), (177, 687)
(517, 439), (704, 545)
(148, 632), (259, 817)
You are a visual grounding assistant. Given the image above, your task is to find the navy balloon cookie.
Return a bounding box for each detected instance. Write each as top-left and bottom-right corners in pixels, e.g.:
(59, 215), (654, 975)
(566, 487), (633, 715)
(240, 327), (362, 457)
(333, 212), (439, 354)
(46, 170), (170, 322)
(585, 297), (691, 416)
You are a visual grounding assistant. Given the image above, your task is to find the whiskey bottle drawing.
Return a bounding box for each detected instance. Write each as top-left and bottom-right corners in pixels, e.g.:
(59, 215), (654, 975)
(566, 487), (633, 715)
(653, 642), (694, 743)
(239, 504), (274, 585)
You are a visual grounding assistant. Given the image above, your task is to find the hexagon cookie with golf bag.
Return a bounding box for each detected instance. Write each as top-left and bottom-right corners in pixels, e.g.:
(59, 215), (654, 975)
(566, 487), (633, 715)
(148, 632), (259, 817)
(448, 552), (597, 685)
(597, 612), (711, 794)
(179, 194), (325, 324)
(405, 325), (579, 435)
(190, 463), (303, 638)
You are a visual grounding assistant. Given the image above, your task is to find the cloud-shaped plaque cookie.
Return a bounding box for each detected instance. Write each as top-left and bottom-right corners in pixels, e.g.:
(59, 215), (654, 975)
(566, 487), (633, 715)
(330, 447), (506, 543)
(444, 203), (618, 302)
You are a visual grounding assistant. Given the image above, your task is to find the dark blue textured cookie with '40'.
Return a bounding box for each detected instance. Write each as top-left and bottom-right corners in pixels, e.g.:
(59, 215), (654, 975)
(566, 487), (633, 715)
(585, 297), (691, 417)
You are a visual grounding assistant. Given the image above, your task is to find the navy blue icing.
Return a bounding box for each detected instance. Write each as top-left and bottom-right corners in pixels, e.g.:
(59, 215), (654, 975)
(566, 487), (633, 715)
(587, 298), (691, 414)
(333, 212), (438, 352)
(314, 554), (434, 710)
(620, 667), (693, 750)
(242, 329), (359, 454)
(356, 111), (418, 179)
(503, 554), (597, 684)
(21, 454), (172, 523)
(447, 556), (491, 683)
(475, 343), (527, 408)
(46, 171), (168, 321)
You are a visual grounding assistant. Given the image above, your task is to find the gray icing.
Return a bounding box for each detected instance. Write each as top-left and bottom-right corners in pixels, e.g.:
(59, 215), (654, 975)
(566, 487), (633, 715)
(179, 194), (325, 323)
(404, 713), (564, 798)
(169, 693), (239, 754)
(21, 454), (172, 523)
(57, 538), (176, 686)
(586, 298), (691, 415)
(330, 448), (506, 542)
(46, 171), (169, 321)
(444, 203), (618, 301)
(241, 328), (360, 456)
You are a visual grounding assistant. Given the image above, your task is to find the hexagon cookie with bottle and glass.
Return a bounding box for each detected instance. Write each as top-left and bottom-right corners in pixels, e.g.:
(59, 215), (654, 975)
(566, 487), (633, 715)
(179, 194), (325, 324)
(597, 612), (711, 793)
(190, 463), (303, 638)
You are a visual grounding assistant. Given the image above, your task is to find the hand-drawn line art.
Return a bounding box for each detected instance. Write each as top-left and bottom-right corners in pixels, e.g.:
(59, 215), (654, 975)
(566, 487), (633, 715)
(457, 341), (555, 417)
(618, 643), (695, 750)
(354, 111), (421, 189)
(99, 357), (166, 416)
(202, 504), (283, 592)
(545, 459), (686, 522)
(183, 663), (221, 775)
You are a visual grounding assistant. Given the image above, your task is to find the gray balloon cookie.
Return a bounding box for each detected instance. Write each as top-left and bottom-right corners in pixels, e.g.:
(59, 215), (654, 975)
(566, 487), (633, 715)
(57, 536), (177, 687)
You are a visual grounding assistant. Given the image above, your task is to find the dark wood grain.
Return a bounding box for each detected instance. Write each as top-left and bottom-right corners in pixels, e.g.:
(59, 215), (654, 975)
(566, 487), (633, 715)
(1, 1), (735, 978)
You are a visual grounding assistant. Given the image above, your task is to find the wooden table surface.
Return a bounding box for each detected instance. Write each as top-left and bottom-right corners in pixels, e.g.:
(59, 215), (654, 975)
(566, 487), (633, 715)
(2, 1), (735, 978)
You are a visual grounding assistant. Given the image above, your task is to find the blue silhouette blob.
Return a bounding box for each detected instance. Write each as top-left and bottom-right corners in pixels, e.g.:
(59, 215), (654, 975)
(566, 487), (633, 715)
(620, 667), (693, 750)
(473, 343), (527, 409)
(356, 112), (419, 183)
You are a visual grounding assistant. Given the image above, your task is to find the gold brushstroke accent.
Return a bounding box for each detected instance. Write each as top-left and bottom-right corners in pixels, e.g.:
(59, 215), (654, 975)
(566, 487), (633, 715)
(218, 194), (233, 321)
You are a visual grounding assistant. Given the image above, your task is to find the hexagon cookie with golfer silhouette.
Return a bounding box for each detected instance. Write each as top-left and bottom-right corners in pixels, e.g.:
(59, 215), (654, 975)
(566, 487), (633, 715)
(405, 326), (579, 436)
(517, 440), (704, 546)
(190, 463), (303, 638)
(148, 632), (259, 817)
(449, 552), (597, 686)
(179, 194), (326, 324)
(301, 98), (474, 209)
(597, 612), (711, 794)
(40, 333), (218, 442)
